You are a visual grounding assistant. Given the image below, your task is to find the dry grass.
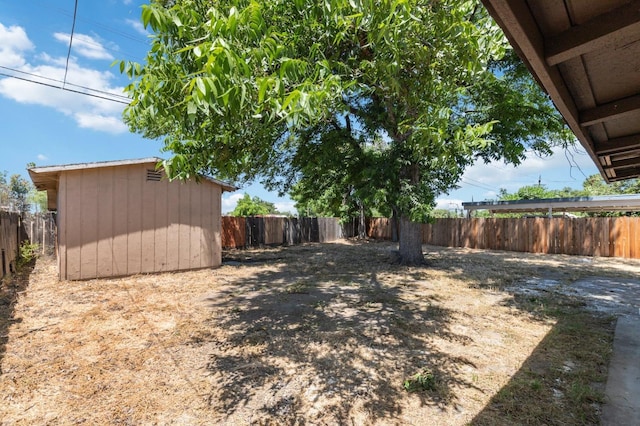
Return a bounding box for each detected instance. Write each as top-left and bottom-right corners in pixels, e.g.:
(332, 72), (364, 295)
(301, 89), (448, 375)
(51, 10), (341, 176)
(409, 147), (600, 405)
(1, 240), (638, 425)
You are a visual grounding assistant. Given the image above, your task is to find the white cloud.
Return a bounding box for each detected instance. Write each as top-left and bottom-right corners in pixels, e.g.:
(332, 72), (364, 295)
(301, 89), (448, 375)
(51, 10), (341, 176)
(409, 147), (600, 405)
(53, 32), (114, 60)
(0, 23), (34, 67)
(75, 113), (128, 134)
(222, 193), (244, 214)
(0, 24), (129, 134)
(37, 154), (48, 161)
(125, 19), (148, 36)
(461, 146), (595, 194)
(274, 201), (297, 214)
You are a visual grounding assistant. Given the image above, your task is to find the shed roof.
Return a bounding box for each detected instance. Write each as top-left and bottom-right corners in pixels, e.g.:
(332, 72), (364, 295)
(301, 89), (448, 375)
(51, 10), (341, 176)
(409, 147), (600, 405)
(463, 194), (640, 214)
(28, 157), (237, 210)
(481, 0), (640, 182)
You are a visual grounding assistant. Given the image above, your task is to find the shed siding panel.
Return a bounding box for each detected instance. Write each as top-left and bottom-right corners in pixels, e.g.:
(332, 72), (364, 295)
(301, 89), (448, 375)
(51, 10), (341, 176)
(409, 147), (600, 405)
(189, 182), (202, 269)
(126, 165), (143, 275)
(141, 169), (157, 273)
(178, 181), (191, 270)
(65, 171), (82, 280)
(165, 179), (181, 271)
(80, 170), (99, 279)
(213, 185), (222, 266)
(154, 174), (169, 272)
(112, 167), (129, 276)
(201, 183), (214, 266)
(57, 174), (67, 280)
(97, 167), (114, 278)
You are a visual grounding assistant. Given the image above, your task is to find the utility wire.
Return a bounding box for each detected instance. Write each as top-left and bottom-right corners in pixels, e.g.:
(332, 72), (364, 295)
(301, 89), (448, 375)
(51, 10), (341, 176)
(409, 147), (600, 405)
(62, 0), (79, 89)
(459, 178), (495, 192)
(0, 72), (130, 105)
(0, 65), (131, 101)
(34, 1), (149, 45)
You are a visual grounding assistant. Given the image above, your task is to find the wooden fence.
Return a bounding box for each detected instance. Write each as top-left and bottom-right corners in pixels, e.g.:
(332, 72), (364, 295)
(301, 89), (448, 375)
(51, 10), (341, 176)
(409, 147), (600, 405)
(0, 212), (21, 278)
(367, 217), (640, 259)
(21, 213), (56, 255)
(222, 216), (346, 248)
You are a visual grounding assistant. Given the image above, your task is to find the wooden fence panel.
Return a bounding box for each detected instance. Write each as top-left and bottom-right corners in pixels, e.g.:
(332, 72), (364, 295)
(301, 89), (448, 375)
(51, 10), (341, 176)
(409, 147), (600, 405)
(220, 216), (640, 259)
(360, 217), (640, 260)
(222, 216), (246, 248)
(0, 212), (21, 278)
(222, 216), (344, 249)
(631, 218), (640, 259)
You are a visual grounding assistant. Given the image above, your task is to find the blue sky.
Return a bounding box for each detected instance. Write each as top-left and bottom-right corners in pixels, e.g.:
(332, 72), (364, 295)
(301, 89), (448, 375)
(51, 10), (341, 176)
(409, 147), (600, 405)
(0, 0), (601, 214)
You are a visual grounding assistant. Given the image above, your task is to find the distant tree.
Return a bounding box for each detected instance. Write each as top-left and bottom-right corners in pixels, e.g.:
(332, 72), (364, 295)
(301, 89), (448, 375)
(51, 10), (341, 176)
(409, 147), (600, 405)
(29, 190), (48, 213)
(9, 174), (31, 214)
(231, 194), (279, 217)
(580, 174), (640, 196)
(430, 209), (459, 218)
(0, 171), (9, 208)
(498, 185), (551, 201)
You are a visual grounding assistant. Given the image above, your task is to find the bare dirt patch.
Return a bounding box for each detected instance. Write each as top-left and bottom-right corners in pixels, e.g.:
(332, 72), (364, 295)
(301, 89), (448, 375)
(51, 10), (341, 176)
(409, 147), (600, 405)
(1, 241), (638, 425)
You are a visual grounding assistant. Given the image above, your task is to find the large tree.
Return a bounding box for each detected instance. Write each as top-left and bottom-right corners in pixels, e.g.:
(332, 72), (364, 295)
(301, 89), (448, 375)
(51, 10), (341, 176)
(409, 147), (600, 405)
(122, 0), (570, 264)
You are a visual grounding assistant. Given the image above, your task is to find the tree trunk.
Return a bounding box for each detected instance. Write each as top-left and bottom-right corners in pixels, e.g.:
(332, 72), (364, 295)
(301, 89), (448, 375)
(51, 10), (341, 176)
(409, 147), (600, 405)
(358, 200), (366, 239)
(398, 215), (424, 265)
(391, 208), (399, 242)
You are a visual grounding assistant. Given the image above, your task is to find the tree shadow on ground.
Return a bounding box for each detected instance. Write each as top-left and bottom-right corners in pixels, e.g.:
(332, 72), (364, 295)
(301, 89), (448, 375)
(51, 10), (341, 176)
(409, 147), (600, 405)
(0, 259), (35, 374)
(470, 293), (615, 425)
(199, 243), (480, 423)
(422, 245), (624, 425)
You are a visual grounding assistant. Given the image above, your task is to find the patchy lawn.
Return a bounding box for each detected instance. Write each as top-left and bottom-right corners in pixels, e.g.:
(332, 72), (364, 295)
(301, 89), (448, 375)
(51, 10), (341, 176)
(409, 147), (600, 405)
(1, 240), (639, 425)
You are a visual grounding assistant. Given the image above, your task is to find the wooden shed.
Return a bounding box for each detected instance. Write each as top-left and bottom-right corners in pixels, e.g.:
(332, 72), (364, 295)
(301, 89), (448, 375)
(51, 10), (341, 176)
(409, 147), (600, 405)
(28, 158), (236, 280)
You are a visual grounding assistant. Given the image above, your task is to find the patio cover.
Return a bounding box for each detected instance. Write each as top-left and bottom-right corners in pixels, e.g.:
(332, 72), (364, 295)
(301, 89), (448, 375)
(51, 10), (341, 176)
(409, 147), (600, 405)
(481, 0), (640, 181)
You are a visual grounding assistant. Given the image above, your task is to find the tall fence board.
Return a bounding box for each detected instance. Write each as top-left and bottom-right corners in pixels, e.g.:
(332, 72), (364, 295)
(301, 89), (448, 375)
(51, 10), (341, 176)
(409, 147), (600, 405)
(0, 212), (21, 278)
(365, 217), (640, 259)
(222, 216), (345, 248)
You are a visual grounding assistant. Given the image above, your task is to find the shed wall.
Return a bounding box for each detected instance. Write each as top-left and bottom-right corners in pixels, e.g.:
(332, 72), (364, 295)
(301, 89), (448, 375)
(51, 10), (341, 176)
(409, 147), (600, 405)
(57, 163), (222, 280)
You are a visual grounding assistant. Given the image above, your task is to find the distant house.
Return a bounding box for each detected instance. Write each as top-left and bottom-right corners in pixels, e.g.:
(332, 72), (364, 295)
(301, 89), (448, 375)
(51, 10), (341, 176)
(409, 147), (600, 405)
(28, 158), (236, 280)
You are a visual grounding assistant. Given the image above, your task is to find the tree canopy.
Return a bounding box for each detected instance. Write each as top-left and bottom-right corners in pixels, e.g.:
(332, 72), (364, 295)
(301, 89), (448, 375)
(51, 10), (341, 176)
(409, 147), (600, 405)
(122, 0), (571, 263)
(230, 193), (280, 216)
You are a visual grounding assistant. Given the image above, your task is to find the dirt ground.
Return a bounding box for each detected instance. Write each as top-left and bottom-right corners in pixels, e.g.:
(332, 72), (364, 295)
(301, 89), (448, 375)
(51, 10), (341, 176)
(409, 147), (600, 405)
(1, 240), (639, 425)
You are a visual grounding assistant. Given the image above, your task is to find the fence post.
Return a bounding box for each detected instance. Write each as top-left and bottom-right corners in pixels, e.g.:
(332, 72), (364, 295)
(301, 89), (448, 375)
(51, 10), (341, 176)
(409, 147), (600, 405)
(42, 216), (47, 254)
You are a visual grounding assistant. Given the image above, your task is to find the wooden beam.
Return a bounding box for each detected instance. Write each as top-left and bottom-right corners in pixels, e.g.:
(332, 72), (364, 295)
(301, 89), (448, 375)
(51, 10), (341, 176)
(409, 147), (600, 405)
(604, 157), (640, 170)
(594, 133), (640, 156)
(594, 134), (640, 155)
(580, 94), (640, 127)
(609, 168), (640, 180)
(546, 0), (640, 66)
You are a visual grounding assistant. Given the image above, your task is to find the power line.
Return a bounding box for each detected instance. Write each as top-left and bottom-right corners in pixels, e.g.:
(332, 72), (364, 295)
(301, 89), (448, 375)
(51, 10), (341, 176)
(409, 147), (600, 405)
(0, 72), (130, 105)
(62, 0), (79, 89)
(0, 65), (131, 101)
(33, 0), (150, 46)
(459, 178), (495, 192)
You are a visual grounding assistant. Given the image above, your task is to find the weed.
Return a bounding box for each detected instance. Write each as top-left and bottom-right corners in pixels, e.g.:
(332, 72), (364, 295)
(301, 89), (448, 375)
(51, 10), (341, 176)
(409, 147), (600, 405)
(529, 378), (543, 391)
(568, 381), (604, 404)
(403, 369), (436, 392)
(284, 281), (312, 294)
(18, 241), (40, 267)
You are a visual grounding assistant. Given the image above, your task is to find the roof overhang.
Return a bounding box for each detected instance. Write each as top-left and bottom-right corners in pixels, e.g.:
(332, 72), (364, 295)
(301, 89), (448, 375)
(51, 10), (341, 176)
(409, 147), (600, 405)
(481, 0), (640, 182)
(28, 157), (237, 211)
(463, 194), (640, 214)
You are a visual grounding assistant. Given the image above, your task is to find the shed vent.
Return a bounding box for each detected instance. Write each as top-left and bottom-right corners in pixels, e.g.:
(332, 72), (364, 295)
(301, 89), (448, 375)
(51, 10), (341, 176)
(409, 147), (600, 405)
(146, 169), (162, 182)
